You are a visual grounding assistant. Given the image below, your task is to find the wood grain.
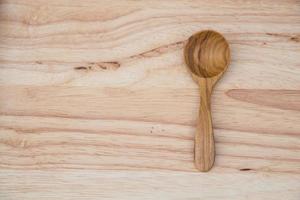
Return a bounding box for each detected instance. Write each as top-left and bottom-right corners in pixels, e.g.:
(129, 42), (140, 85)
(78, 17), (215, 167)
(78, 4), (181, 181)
(0, 0), (300, 199)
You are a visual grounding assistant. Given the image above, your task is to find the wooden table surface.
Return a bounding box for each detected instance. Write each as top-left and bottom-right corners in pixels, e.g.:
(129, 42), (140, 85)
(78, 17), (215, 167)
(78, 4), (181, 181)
(0, 0), (300, 199)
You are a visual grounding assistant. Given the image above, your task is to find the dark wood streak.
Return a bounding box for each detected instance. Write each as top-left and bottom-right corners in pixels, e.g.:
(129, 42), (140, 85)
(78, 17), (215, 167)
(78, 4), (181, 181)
(266, 32), (300, 42)
(129, 40), (185, 59)
(74, 66), (88, 70)
(239, 168), (253, 171)
(74, 62), (120, 71)
(196, 31), (211, 77)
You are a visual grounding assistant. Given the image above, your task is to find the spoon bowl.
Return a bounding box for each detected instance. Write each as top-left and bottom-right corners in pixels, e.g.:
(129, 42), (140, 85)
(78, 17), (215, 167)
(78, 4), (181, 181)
(184, 30), (230, 172)
(185, 30), (230, 79)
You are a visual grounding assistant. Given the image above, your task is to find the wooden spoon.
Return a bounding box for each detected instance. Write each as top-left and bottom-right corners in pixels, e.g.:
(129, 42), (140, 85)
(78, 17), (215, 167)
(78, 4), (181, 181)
(184, 30), (230, 172)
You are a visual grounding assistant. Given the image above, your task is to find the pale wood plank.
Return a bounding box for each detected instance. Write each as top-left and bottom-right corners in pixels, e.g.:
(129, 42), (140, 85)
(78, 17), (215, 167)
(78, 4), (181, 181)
(1, 170), (299, 200)
(0, 0), (300, 199)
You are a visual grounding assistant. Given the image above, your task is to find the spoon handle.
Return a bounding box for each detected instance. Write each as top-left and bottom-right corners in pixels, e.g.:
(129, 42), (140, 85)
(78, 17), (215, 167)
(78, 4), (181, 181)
(195, 79), (215, 172)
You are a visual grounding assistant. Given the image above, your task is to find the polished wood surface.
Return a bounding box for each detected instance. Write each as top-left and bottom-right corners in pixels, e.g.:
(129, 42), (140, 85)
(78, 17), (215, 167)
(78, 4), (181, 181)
(0, 0), (300, 199)
(184, 30), (230, 171)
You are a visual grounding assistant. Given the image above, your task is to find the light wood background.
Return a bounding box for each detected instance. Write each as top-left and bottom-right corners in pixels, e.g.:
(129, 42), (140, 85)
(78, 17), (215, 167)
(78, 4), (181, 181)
(0, 0), (300, 199)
